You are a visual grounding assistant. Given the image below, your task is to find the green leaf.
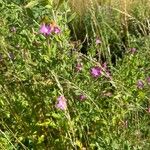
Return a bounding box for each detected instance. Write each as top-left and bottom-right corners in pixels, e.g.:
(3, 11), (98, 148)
(51, 113), (61, 119)
(24, 0), (39, 8)
(55, 0), (65, 10)
(67, 13), (77, 23)
(38, 135), (45, 144)
(36, 119), (57, 128)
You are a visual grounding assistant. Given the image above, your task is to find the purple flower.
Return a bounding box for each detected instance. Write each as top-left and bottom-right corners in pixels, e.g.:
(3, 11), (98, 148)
(55, 95), (67, 110)
(96, 38), (101, 45)
(130, 48), (136, 54)
(75, 63), (83, 72)
(40, 23), (51, 35)
(91, 66), (101, 78)
(79, 94), (86, 101)
(147, 77), (150, 85)
(137, 80), (144, 89)
(54, 26), (61, 34)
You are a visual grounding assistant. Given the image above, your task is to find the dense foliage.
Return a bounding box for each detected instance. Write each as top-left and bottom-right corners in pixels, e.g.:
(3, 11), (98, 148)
(0, 0), (150, 149)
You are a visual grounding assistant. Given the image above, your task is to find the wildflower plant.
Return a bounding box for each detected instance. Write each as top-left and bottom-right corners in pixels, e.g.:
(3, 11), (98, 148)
(0, 0), (150, 149)
(55, 95), (67, 110)
(90, 66), (102, 78)
(40, 23), (51, 35)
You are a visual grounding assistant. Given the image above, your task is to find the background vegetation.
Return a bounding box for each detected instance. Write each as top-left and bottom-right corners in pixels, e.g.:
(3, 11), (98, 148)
(0, 0), (150, 149)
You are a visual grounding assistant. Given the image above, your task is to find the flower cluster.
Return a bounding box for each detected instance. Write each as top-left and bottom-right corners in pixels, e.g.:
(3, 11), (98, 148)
(79, 94), (86, 101)
(55, 93), (87, 111)
(40, 23), (61, 35)
(55, 95), (67, 110)
(90, 66), (102, 78)
(90, 63), (111, 79)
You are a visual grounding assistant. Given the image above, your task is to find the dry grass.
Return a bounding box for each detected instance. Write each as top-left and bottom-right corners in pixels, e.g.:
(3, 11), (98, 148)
(66, 0), (150, 15)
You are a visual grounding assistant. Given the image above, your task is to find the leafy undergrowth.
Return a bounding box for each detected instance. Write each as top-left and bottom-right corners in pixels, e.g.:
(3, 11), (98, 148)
(0, 0), (150, 150)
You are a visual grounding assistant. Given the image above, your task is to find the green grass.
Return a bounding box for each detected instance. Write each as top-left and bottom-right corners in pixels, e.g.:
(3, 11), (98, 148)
(0, 0), (150, 149)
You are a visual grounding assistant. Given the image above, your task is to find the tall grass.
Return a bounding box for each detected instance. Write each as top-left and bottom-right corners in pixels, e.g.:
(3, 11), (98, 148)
(68, 0), (150, 61)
